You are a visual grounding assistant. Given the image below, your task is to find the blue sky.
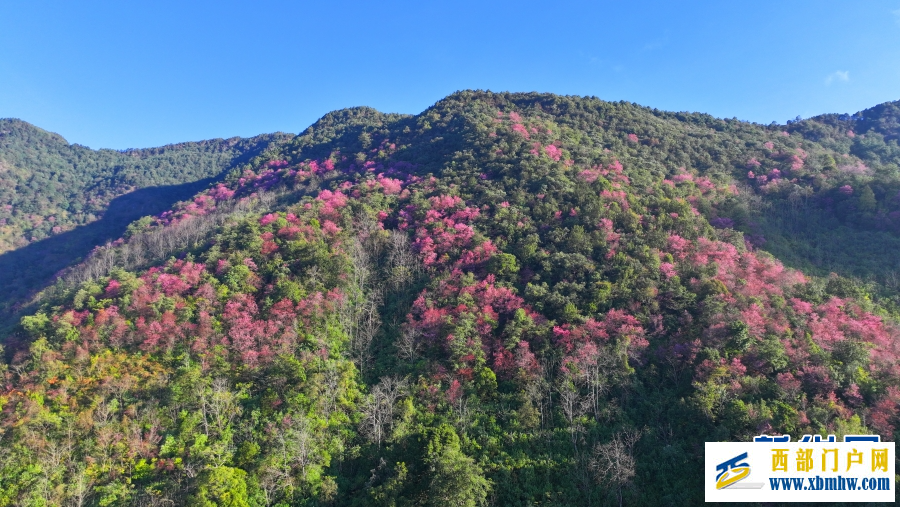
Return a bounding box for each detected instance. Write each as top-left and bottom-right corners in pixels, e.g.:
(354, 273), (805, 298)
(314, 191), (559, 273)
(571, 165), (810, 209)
(2, 1), (899, 149)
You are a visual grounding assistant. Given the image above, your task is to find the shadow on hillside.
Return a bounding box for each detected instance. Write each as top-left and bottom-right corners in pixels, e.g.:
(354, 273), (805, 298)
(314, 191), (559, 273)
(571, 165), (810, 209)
(0, 178), (216, 335)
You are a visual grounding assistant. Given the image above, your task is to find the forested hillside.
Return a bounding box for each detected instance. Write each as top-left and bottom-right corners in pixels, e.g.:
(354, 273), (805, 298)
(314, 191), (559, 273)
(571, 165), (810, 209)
(1, 91), (899, 506)
(0, 120), (289, 326)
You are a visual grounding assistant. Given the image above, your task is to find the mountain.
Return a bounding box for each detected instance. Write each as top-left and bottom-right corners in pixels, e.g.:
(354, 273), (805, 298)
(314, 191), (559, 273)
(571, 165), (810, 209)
(1, 91), (899, 506)
(0, 120), (291, 325)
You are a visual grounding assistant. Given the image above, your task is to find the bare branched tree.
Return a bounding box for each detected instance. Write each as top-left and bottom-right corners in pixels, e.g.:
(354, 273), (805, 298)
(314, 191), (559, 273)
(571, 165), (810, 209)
(259, 413), (315, 504)
(359, 375), (409, 448)
(194, 377), (243, 467)
(341, 236), (384, 375)
(386, 230), (420, 289)
(557, 378), (588, 455)
(590, 429), (642, 507)
(395, 326), (422, 362)
(525, 377), (550, 429)
(575, 346), (618, 421)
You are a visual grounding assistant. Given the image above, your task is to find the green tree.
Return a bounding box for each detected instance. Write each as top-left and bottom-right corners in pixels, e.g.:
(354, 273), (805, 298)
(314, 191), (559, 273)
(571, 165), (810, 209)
(425, 425), (490, 507)
(858, 185), (877, 212)
(189, 466), (250, 507)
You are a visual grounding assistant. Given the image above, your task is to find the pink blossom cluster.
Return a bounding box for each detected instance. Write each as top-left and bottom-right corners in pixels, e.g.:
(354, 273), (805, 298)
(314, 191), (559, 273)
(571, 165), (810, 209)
(579, 160), (628, 185)
(399, 195), (488, 268)
(663, 230), (900, 433)
(59, 253), (346, 371)
(407, 272), (544, 383)
(316, 190), (349, 220)
(839, 160), (869, 175)
(511, 124), (530, 138)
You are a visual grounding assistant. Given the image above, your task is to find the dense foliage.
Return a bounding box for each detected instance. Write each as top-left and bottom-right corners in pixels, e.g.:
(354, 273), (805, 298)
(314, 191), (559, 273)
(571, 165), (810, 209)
(1, 92), (899, 505)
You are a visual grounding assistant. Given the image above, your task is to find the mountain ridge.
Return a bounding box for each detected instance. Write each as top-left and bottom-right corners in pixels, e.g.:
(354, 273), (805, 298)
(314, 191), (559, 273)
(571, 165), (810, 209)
(1, 90), (900, 506)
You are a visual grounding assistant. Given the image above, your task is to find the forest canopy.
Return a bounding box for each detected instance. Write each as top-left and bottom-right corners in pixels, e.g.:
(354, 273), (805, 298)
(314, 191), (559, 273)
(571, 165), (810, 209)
(1, 91), (900, 505)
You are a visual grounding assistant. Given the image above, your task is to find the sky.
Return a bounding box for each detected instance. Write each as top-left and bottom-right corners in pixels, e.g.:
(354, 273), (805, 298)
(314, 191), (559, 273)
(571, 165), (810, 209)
(1, 1), (899, 150)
